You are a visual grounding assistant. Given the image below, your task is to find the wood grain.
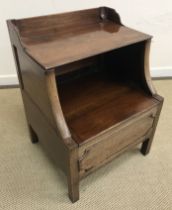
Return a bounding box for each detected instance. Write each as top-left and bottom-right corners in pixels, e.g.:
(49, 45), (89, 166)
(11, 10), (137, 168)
(10, 7), (151, 69)
(79, 106), (157, 177)
(58, 74), (158, 144)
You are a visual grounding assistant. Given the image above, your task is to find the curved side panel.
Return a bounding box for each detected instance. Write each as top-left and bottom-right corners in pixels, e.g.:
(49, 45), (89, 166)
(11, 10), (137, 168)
(99, 6), (122, 25)
(45, 71), (71, 140)
(7, 20), (73, 145)
(144, 40), (157, 95)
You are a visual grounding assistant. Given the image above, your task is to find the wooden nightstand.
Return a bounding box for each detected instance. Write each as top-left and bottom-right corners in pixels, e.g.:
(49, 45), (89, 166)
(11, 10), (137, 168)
(7, 7), (163, 203)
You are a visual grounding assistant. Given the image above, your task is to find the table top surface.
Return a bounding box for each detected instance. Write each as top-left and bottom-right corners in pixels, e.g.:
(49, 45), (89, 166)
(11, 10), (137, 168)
(13, 8), (151, 70)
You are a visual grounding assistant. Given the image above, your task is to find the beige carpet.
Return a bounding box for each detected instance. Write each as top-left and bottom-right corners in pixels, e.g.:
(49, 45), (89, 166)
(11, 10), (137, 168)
(0, 80), (172, 210)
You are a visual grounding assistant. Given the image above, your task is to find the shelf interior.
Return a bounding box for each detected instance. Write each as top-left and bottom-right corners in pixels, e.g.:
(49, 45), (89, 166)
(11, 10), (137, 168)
(57, 72), (157, 145)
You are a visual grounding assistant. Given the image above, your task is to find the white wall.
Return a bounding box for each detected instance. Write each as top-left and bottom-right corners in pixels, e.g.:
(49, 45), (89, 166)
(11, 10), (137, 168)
(0, 0), (172, 85)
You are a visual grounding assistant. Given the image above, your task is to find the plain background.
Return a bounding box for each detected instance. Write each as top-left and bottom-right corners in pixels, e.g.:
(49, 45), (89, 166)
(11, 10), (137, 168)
(0, 0), (172, 85)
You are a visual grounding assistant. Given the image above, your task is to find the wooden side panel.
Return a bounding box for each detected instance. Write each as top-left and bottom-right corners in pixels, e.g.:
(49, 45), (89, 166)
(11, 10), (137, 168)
(8, 22), (80, 202)
(141, 95), (164, 155)
(14, 7), (121, 38)
(79, 107), (158, 178)
(16, 8), (100, 37)
(22, 92), (69, 173)
(23, 91), (80, 200)
(143, 40), (157, 95)
(19, 52), (56, 128)
(7, 20), (71, 141)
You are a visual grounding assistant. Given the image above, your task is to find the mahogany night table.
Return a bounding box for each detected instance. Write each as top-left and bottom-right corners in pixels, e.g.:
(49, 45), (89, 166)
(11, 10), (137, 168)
(7, 7), (163, 202)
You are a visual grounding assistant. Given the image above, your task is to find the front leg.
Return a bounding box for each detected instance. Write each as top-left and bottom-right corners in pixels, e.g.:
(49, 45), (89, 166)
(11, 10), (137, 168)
(28, 124), (39, 144)
(141, 95), (164, 156)
(140, 138), (151, 155)
(67, 145), (79, 203)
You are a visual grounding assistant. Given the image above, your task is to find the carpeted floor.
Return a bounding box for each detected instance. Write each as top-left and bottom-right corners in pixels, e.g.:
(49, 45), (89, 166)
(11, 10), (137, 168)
(0, 80), (172, 210)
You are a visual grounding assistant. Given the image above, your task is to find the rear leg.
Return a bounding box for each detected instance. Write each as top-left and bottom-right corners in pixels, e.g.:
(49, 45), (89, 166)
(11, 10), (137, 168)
(28, 124), (39, 143)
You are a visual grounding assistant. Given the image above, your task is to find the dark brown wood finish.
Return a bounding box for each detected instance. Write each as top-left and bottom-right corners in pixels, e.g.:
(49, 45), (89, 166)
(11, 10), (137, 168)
(79, 106), (158, 178)
(11, 7), (151, 69)
(141, 94), (164, 155)
(58, 75), (158, 144)
(7, 7), (163, 203)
